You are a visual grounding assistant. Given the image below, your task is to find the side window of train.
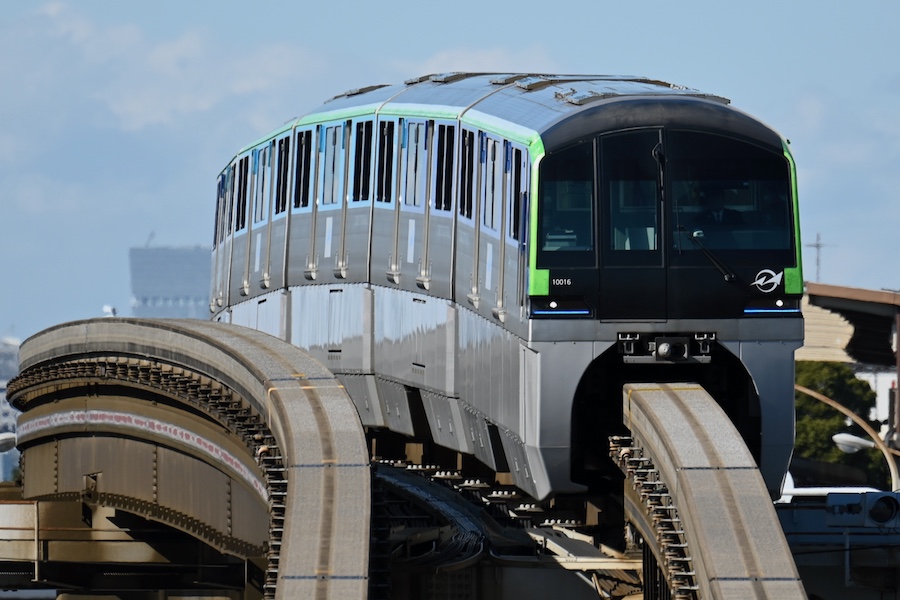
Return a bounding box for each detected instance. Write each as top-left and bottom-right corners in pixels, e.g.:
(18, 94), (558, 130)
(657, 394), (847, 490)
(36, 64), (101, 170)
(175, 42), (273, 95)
(253, 145), (271, 225)
(482, 136), (503, 231)
(321, 125), (341, 206)
(352, 120), (374, 202)
(293, 129), (313, 210)
(376, 120), (396, 204)
(224, 164), (235, 238)
(433, 123), (455, 212)
(404, 121), (427, 208)
(507, 144), (527, 242)
(537, 141), (595, 267)
(235, 155), (250, 232)
(459, 129), (477, 221)
(274, 135), (291, 215)
(214, 172), (225, 248)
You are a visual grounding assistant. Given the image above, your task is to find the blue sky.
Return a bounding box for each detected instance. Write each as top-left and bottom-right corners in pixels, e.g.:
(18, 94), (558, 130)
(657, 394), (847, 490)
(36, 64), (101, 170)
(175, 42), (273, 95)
(2, 1), (899, 340)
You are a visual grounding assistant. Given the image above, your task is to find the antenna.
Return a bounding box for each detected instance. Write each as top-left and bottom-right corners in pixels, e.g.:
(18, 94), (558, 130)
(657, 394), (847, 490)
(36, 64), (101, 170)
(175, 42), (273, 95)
(805, 233), (833, 283)
(145, 231), (155, 248)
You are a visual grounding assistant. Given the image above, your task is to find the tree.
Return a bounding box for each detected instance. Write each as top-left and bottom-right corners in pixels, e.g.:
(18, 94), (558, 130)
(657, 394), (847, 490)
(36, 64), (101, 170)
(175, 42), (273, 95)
(794, 361), (887, 489)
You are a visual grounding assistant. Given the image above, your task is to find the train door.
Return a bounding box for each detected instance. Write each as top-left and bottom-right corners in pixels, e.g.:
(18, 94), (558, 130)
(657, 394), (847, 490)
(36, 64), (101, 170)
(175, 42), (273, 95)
(498, 142), (529, 323)
(397, 119), (429, 294)
(311, 122), (348, 284)
(343, 118), (375, 282)
(286, 127), (317, 284)
(454, 128), (481, 307)
(210, 166), (234, 312)
(420, 121), (456, 297)
(372, 119), (400, 285)
(229, 153), (251, 306)
(267, 134), (292, 291)
(597, 129), (666, 319)
(478, 134), (506, 319)
(245, 143), (273, 294)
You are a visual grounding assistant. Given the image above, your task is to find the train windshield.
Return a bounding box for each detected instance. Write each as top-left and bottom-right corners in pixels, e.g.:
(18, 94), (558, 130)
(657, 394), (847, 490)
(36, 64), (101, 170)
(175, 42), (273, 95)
(668, 131), (793, 263)
(537, 130), (794, 269)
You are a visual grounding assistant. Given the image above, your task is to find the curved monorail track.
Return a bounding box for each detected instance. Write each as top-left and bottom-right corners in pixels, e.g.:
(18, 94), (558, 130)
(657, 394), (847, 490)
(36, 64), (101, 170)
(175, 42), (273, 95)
(8, 321), (813, 599)
(614, 382), (806, 599)
(8, 318), (371, 600)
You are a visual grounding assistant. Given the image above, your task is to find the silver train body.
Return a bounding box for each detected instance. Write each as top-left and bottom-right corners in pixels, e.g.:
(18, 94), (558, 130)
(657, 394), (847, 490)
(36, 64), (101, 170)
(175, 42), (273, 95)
(210, 73), (804, 500)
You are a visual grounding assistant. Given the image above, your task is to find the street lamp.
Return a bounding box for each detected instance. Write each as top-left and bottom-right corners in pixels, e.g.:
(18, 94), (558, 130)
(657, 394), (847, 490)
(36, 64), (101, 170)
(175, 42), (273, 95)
(832, 432), (875, 454)
(796, 384), (900, 491)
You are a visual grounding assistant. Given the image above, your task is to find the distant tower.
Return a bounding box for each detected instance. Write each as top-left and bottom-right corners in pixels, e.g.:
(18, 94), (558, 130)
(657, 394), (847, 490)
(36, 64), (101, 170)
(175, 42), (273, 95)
(0, 337), (20, 481)
(129, 246), (211, 319)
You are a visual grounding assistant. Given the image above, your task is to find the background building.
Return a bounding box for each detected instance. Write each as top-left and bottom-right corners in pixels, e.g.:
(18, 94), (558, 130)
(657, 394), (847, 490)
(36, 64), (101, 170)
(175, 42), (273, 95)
(0, 246), (212, 482)
(129, 246), (210, 319)
(798, 283), (899, 429)
(0, 337), (20, 481)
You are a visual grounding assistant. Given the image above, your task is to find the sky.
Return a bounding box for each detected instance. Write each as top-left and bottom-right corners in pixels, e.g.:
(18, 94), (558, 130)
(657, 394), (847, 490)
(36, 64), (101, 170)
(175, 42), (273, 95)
(1, 1), (899, 341)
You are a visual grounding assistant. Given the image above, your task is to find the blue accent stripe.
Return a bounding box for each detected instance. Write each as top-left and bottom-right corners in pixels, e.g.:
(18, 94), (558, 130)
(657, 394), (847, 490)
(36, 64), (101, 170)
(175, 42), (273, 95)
(743, 308), (801, 315)
(533, 309), (591, 316)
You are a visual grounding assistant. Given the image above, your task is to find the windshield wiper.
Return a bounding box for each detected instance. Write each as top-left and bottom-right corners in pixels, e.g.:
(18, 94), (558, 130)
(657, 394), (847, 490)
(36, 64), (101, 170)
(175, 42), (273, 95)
(676, 226), (737, 283)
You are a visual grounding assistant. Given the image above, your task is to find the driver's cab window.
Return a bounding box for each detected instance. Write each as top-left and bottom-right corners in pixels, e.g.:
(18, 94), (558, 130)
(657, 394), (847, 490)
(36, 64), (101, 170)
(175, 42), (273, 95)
(669, 131), (793, 255)
(537, 142), (594, 267)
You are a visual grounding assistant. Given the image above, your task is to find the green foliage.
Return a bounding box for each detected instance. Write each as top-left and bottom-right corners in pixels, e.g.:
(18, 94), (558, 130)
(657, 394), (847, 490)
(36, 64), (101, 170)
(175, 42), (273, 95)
(795, 361), (887, 488)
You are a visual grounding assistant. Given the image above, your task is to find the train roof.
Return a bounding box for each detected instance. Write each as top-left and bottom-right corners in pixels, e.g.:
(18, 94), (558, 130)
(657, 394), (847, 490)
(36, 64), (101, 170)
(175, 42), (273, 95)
(301, 72), (730, 134)
(236, 73), (786, 157)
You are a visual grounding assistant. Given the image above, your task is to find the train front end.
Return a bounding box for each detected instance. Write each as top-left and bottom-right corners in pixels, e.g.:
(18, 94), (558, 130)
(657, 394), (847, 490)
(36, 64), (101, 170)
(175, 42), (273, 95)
(528, 95), (803, 498)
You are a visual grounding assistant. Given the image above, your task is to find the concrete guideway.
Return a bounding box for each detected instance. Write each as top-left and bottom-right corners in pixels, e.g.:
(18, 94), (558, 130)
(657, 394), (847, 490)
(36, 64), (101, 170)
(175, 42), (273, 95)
(8, 318), (371, 600)
(618, 382), (807, 599)
(6, 319), (825, 598)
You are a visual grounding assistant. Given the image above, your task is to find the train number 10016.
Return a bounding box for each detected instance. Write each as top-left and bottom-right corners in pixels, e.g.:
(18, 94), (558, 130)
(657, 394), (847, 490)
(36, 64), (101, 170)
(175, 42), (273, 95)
(551, 278), (572, 286)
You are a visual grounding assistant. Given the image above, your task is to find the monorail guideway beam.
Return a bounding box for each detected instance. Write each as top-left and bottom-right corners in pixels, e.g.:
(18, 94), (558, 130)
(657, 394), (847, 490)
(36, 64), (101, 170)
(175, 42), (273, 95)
(7, 318), (371, 600)
(8, 320), (814, 599)
(613, 383), (807, 599)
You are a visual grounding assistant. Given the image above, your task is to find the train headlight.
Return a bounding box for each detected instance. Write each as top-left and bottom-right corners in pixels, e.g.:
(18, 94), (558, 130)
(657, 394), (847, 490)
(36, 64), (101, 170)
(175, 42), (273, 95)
(655, 337), (689, 361)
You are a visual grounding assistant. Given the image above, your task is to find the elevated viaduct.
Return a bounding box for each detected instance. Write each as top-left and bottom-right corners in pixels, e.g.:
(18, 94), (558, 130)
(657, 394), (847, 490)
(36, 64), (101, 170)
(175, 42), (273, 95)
(5, 318), (371, 599)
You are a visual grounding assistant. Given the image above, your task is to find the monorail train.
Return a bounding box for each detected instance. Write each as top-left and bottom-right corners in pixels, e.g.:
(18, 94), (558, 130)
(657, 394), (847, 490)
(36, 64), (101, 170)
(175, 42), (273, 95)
(209, 73), (803, 501)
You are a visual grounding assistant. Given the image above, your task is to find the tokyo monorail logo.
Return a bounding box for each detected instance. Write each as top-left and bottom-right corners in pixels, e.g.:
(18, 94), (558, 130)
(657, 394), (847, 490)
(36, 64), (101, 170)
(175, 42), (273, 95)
(752, 269), (783, 293)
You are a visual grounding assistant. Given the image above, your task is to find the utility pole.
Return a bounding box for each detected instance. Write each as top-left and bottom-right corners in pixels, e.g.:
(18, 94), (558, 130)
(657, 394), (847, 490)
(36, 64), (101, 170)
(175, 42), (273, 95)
(805, 233), (832, 282)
